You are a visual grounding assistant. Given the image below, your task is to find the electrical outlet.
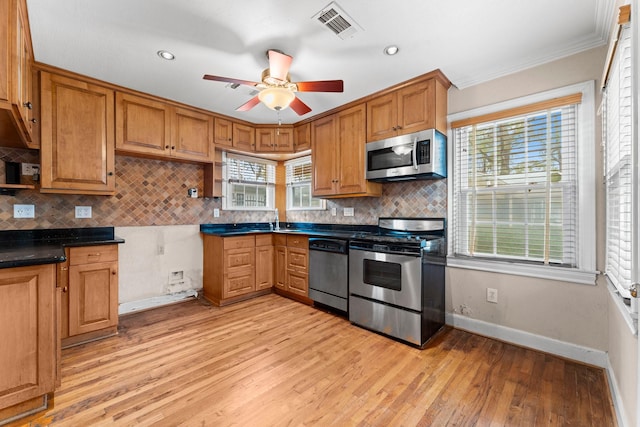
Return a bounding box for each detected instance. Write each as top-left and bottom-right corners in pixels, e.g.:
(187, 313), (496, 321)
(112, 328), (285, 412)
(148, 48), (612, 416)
(75, 206), (92, 218)
(21, 163), (39, 176)
(343, 207), (354, 217)
(487, 288), (498, 303)
(331, 207), (337, 216)
(213, 208), (220, 218)
(13, 204), (35, 218)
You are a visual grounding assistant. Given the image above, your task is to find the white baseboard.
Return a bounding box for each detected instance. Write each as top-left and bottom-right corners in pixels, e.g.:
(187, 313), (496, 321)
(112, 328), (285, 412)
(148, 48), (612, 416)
(605, 358), (630, 427)
(445, 312), (608, 368)
(119, 289), (200, 315)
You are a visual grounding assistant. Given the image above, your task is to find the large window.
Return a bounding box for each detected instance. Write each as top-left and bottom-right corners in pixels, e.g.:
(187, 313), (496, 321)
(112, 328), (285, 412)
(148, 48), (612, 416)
(285, 156), (325, 210)
(222, 153), (276, 210)
(448, 82), (596, 284)
(603, 17), (636, 309)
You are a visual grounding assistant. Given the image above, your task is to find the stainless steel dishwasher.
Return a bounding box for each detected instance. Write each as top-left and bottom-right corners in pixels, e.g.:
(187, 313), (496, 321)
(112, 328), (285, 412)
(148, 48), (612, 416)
(308, 237), (349, 313)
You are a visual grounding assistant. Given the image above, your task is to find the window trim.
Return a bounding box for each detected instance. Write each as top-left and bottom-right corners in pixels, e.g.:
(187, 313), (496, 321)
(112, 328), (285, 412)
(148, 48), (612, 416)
(447, 81), (597, 285)
(222, 152), (276, 211)
(284, 156), (326, 211)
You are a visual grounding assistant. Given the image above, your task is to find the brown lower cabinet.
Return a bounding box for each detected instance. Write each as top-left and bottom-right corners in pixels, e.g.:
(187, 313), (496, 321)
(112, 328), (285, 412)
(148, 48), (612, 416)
(203, 233), (309, 306)
(59, 245), (119, 348)
(0, 264), (57, 420)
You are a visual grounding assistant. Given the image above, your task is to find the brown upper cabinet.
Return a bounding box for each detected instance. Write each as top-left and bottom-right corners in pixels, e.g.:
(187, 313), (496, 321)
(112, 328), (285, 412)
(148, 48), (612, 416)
(232, 122), (255, 151)
(0, 0), (37, 149)
(214, 117), (233, 148)
(366, 75), (449, 142)
(293, 122), (311, 152)
(115, 92), (214, 163)
(255, 126), (294, 152)
(39, 71), (116, 195)
(311, 104), (381, 198)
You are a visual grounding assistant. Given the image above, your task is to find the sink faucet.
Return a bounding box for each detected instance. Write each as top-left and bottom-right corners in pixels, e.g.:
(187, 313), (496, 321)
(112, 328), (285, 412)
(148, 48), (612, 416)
(274, 208), (280, 231)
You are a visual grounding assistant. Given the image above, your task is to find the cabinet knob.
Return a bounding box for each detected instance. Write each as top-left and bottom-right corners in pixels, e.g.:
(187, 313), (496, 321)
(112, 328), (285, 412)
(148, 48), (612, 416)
(60, 266), (68, 271)
(108, 172), (114, 176)
(165, 145), (170, 149)
(171, 146), (175, 150)
(24, 101), (32, 109)
(30, 118), (37, 123)
(112, 270), (117, 275)
(62, 286), (68, 293)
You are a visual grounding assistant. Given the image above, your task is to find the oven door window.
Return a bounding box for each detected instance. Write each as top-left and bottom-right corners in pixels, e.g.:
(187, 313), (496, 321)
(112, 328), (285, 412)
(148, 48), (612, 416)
(363, 259), (401, 291)
(367, 143), (413, 171)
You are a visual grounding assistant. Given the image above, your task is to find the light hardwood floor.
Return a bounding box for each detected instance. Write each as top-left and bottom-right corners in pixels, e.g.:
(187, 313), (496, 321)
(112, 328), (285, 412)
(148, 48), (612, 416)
(20, 294), (616, 426)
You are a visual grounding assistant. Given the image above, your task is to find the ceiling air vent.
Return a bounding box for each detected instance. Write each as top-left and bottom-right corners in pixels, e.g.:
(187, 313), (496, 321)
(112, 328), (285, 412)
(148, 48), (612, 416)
(313, 2), (363, 40)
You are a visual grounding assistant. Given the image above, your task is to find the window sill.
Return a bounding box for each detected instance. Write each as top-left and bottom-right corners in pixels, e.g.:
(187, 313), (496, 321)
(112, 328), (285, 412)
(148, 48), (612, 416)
(607, 281), (638, 336)
(446, 256), (597, 285)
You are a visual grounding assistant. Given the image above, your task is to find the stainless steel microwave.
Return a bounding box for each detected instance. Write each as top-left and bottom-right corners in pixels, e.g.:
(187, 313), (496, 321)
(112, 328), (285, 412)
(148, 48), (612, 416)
(365, 129), (446, 182)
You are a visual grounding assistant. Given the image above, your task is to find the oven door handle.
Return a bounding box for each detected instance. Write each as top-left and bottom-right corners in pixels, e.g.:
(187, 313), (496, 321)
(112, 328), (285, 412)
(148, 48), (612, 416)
(412, 136), (418, 170)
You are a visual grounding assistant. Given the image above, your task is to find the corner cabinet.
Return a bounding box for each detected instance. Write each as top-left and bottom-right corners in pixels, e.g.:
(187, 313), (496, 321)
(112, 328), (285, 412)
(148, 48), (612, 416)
(39, 71), (116, 195)
(0, 264), (57, 419)
(255, 126), (294, 152)
(311, 104), (381, 198)
(366, 74), (450, 142)
(115, 92), (214, 163)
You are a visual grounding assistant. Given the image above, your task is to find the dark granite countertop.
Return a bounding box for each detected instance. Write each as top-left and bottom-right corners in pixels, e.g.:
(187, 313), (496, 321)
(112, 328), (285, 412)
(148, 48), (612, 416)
(200, 222), (378, 239)
(0, 227), (125, 269)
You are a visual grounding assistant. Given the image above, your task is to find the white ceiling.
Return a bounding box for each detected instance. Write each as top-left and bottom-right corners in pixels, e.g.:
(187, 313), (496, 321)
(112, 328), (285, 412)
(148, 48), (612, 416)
(26, 0), (613, 125)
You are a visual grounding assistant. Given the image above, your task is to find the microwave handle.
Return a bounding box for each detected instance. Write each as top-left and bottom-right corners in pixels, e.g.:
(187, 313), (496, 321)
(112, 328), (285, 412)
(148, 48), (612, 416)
(412, 137), (418, 170)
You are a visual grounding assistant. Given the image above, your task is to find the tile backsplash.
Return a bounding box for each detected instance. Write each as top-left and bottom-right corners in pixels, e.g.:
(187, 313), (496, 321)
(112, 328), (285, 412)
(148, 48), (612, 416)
(0, 147), (446, 230)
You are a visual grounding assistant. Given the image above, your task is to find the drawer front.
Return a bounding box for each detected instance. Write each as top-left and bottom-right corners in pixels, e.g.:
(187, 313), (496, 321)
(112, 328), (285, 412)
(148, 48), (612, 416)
(69, 245), (118, 266)
(223, 236), (255, 250)
(286, 270), (308, 296)
(255, 234), (273, 246)
(224, 247), (254, 270)
(286, 235), (308, 249)
(287, 247), (308, 271)
(273, 234), (287, 246)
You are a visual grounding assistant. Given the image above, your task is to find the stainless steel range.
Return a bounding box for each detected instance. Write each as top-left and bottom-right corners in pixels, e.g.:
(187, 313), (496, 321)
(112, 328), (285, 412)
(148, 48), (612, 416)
(348, 218), (446, 348)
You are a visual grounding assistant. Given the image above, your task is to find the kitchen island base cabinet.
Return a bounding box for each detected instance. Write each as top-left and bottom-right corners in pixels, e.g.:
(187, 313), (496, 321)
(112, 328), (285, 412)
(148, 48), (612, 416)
(0, 264), (57, 423)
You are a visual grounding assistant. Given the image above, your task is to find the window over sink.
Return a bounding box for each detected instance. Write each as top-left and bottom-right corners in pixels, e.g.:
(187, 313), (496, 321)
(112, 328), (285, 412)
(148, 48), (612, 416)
(222, 153), (276, 211)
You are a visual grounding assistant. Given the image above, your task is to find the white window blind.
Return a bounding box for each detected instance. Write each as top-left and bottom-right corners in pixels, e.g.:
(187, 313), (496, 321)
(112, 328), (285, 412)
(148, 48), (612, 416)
(452, 97), (581, 266)
(603, 24), (633, 299)
(222, 153), (276, 210)
(285, 156), (324, 210)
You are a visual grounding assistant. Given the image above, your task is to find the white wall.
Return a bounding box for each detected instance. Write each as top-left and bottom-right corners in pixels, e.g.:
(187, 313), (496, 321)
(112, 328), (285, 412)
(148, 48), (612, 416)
(115, 225), (203, 309)
(448, 45), (637, 427)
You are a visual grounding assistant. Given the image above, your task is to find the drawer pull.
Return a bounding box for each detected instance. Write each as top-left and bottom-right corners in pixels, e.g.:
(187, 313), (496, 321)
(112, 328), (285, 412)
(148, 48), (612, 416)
(88, 253), (101, 257)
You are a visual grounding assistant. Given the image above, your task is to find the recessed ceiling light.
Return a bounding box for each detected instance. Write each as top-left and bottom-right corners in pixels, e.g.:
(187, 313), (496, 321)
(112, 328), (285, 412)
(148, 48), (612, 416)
(384, 45), (399, 56)
(157, 50), (175, 60)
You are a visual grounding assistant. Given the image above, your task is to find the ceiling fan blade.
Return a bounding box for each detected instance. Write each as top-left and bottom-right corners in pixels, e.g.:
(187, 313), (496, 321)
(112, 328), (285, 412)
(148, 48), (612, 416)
(203, 74), (260, 87)
(268, 50), (293, 82)
(289, 96), (312, 116)
(296, 80), (344, 92)
(236, 95), (261, 112)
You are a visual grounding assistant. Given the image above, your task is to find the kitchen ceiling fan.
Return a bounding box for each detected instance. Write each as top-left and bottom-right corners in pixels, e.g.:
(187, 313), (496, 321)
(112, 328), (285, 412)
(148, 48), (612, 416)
(203, 49), (343, 116)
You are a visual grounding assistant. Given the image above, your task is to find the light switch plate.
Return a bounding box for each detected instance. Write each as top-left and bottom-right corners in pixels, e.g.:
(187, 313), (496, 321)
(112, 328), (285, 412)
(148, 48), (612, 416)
(75, 206), (92, 218)
(213, 208), (220, 218)
(14, 204), (35, 218)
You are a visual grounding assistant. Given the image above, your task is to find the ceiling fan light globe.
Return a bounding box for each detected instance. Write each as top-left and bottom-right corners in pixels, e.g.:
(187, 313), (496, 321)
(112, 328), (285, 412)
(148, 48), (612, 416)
(258, 87), (295, 111)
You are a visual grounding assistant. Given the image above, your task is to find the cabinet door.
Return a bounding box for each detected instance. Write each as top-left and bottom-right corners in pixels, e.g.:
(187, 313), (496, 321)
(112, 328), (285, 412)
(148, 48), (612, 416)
(68, 261), (118, 336)
(275, 127), (294, 152)
(337, 104), (367, 195)
(255, 244), (274, 290)
(294, 123), (311, 152)
(397, 80), (434, 135)
(40, 72), (116, 195)
(255, 127), (274, 152)
(232, 122), (255, 151)
(115, 92), (170, 156)
(287, 246), (308, 273)
(214, 117), (233, 148)
(311, 114), (337, 196)
(366, 92), (397, 142)
(274, 246), (287, 290)
(172, 106), (214, 162)
(0, 264), (56, 410)
(14, 0), (34, 144)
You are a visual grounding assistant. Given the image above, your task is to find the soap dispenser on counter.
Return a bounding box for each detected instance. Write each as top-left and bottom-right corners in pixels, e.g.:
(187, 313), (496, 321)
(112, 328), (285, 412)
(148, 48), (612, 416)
(274, 208), (280, 231)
